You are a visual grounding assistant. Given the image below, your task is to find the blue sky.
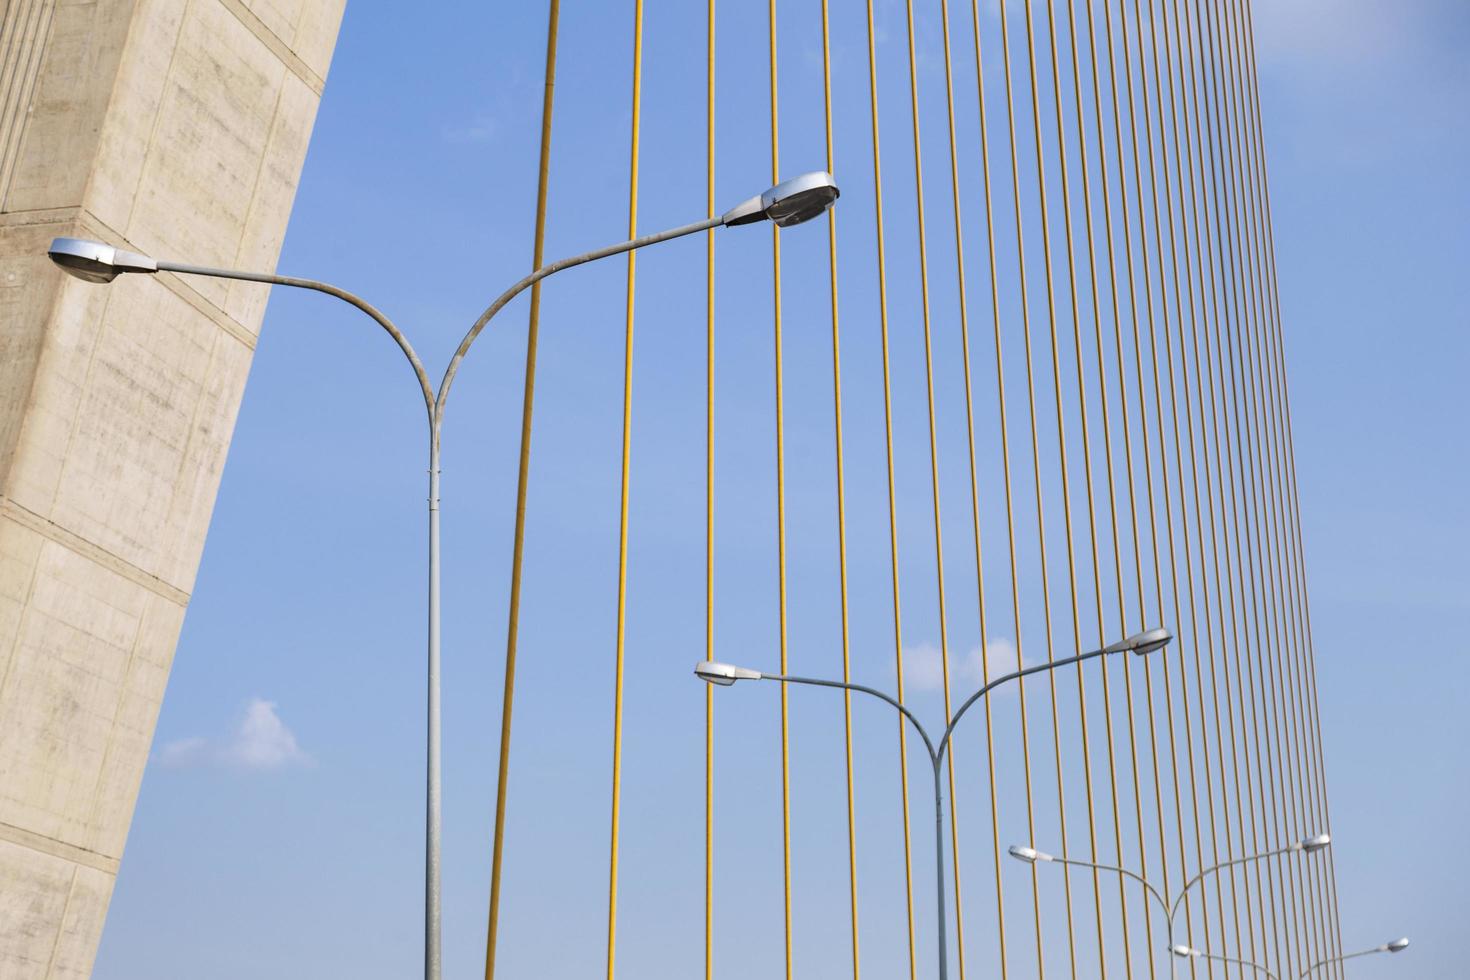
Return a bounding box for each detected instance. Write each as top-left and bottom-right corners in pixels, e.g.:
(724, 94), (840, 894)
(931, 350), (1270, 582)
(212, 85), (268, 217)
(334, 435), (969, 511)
(93, 1), (1467, 977)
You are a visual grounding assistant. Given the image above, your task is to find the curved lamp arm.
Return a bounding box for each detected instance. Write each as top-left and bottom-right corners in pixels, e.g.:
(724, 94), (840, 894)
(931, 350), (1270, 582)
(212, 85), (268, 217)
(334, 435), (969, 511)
(435, 215), (722, 424)
(1299, 939), (1410, 977)
(155, 260), (436, 424)
(1023, 851), (1170, 919)
(1169, 837), (1326, 922)
(762, 673), (938, 764)
(1174, 945), (1279, 980)
(936, 645), (1110, 760)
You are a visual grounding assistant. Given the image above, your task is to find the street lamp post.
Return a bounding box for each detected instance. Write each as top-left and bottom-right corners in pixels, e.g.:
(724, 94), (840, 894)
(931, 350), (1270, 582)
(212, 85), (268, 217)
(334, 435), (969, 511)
(1008, 833), (1332, 979)
(696, 626), (1174, 980)
(1299, 937), (1410, 977)
(46, 168), (839, 980)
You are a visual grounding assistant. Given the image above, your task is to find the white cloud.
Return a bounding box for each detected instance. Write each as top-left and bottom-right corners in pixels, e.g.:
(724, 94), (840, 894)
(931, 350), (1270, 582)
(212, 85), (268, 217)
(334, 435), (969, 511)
(441, 113), (497, 145)
(906, 637), (1023, 694)
(157, 698), (310, 771)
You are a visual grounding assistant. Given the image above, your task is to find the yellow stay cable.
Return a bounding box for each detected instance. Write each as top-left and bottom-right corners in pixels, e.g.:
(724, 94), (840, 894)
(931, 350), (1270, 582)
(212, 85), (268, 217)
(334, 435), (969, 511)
(1219, 4), (1322, 970)
(704, 0), (715, 976)
(1233, 3), (1346, 966)
(1112, 4), (1189, 976)
(1171, 0), (1259, 969)
(961, 2), (1017, 973)
(1214, 2), (1309, 969)
(1093, 0), (1170, 971)
(863, 2), (920, 975)
(995, 0), (1060, 970)
(1215, 4), (1317, 970)
(764, 4), (796, 977)
(1199, 0), (1285, 964)
(1129, 8), (1219, 976)
(605, 0), (644, 974)
(816, 0), (863, 974)
(900, 1), (969, 975)
(1229, 5), (1339, 970)
(484, 2), (560, 976)
(1059, 0), (1159, 973)
(1143, 0), (1233, 970)
(1076, 0), (1162, 975)
(1035, 0), (1121, 971)
(1196, 1), (1279, 969)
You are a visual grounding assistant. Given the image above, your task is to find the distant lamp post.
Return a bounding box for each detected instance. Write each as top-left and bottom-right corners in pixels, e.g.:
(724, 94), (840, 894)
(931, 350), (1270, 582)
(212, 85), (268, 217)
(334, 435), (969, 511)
(1009, 832), (1331, 979)
(48, 170), (839, 980)
(698, 627), (1173, 980)
(1300, 936), (1410, 976)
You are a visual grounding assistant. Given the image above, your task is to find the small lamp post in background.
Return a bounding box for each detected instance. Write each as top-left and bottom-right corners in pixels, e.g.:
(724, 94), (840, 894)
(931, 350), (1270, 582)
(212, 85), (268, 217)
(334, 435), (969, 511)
(47, 169), (839, 980)
(696, 626), (1174, 980)
(1300, 936), (1410, 977)
(1009, 832), (1332, 979)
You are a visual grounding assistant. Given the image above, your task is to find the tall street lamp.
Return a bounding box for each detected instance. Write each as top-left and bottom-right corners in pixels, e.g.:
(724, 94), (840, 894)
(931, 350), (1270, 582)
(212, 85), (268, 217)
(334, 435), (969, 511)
(1300, 936), (1409, 976)
(47, 168), (839, 980)
(1009, 832), (1332, 979)
(696, 626), (1174, 980)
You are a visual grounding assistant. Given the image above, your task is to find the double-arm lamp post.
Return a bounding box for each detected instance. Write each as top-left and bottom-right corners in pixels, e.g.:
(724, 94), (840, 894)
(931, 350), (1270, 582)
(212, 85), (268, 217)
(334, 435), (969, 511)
(47, 169), (839, 980)
(696, 626), (1175, 980)
(1009, 833), (1333, 979)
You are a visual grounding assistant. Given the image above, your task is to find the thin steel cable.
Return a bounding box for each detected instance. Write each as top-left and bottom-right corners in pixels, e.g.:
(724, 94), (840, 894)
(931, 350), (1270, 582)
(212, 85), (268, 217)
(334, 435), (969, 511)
(1213, 4), (1315, 971)
(863, 4), (921, 975)
(1032, 1), (1115, 971)
(1092, 2), (1168, 972)
(704, 2), (715, 976)
(900, 2), (969, 973)
(1144, 0), (1235, 971)
(818, 0), (863, 973)
(484, 3), (560, 975)
(962, 3), (1019, 972)
(1198, 0), (1287, 966)
(1056, 5), (1143, 976)
(764, 3), (795, 976)
(1228, 2), (1338, 964)
(996, 0), (1071, 969)
(1076, 1), (1160, 975)
(604, 1), (645, 974)
(1172, 0), (1261, 971)
(1233, 5), (1346, 969)
(1114, 7), (1193, 976)
(1220, 5), (1331, 972)
(1187, 1), (1270, 975)
(1129, 8), (1225, 977)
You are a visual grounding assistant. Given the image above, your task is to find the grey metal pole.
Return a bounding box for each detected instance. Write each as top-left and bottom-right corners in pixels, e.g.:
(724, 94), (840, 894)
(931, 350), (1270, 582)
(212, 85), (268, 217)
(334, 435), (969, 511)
(426, 440), (442, 980)
(932, 757), (948, 980)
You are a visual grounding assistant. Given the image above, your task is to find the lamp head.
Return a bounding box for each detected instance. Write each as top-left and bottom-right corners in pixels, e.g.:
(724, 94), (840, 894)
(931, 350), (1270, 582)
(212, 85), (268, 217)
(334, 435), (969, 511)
(1297, 833), (1331, 853)
(721, 171), (840, 228)
(1105, 626), (1173, 656)
(1385, 937), (1410, 953)
(694, 661), (763, 686)
(1170, 945), (1200, 959)
(48, 238), (157, 283)
(1007, 844), (1053, 864)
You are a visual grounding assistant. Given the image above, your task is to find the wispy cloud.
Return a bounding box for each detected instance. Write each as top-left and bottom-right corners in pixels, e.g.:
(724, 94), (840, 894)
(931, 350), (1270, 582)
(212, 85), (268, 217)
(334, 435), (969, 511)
(906, 637), (1022, 694)
(441, 113), (498, 145)
(158, 699), (311, 771)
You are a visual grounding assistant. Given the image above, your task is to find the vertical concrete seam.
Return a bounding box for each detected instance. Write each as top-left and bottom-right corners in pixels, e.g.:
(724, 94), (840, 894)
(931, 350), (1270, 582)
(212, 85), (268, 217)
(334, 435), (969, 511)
(0, 0), (56, 205)
(229, 58), (290, 271)
(41, 865), (80, 976)
(118, 0), (192, 238)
